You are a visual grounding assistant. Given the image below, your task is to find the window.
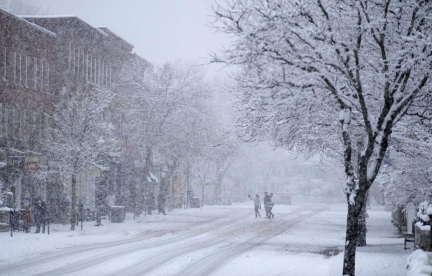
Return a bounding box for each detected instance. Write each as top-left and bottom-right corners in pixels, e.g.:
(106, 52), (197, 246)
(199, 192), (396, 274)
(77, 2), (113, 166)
(0, 103), (2, 137)
(25, 56), (28, 88)
(34, 57), (38, 90)
(3, 105), (7, 138)
(98, 58), (101, 85)
(17, 108), (22, 139)
(109, 64), (112, 90)
(41, 59), (44, 89)
(93, 57), (97, 83)
(82, 49), (85, 78)
(39, 112), (42, 140)
(90, 55), (93, 83)
(101, 60), (104, 86)
(33, 111), (37, 139)
(68, 42), (71, 70)
(46, 62), (49, 89)
(73, 46), (76, 74)
(11, 107), (15, 139)
(22, 108), (26, 140)
(86, 52), (89, 81)
(2, 47), (6, 81)
(45, 113), (49, 139)
(13, 52), (17, 84)
(106, 62), (110, 88)
(19, 54), (22, 85)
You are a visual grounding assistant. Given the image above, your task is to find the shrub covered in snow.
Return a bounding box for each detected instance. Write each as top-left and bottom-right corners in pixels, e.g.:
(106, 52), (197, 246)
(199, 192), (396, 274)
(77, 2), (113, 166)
(417, 202), (430, 226)
(406, 250), (432, 276)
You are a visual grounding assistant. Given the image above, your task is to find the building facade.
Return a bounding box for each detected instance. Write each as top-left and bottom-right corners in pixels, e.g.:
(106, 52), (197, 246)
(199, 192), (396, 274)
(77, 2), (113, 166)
(0, 9), (135, 214)
(0, 8), (55, 209)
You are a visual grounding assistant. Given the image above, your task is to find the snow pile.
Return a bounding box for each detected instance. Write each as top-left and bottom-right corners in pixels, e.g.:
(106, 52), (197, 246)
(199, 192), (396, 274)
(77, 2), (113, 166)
(406, 250), (432, 276)
(415, 221), (430, 231)
(427, 206), (432, 216)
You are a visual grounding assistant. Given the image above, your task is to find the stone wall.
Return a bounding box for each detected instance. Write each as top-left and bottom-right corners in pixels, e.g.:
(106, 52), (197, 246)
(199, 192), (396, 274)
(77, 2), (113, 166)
(415, 223), (431, 251)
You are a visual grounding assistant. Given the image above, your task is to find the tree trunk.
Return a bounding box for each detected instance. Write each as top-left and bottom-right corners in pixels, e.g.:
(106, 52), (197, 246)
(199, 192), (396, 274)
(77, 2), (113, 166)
(70, 173), (77, 231)
(342, 202), (359, 276)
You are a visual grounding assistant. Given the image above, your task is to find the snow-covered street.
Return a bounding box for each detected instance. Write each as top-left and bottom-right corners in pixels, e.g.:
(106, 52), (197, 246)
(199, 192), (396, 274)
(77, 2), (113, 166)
(0, 203), (409, 276)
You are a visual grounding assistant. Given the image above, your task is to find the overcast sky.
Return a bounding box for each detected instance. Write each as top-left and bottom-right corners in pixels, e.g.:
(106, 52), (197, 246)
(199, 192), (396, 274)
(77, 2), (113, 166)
(30, 0), (230, 76)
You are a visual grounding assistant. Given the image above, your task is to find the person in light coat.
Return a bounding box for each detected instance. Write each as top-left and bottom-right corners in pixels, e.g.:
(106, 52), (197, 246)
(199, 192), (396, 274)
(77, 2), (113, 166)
(254, 194), (261, 218)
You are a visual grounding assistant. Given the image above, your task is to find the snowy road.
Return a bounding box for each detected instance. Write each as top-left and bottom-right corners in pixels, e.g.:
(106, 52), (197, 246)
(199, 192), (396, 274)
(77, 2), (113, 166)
(0, 203), (408, 276)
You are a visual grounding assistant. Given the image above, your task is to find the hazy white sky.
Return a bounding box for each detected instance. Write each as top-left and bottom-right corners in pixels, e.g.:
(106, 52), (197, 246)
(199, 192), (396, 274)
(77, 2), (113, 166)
(30, 0), (230, 75)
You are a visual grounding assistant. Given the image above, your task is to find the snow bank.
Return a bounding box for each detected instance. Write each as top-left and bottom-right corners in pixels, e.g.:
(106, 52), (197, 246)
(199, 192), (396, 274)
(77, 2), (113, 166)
(427, 206), (432, 216)
(406, 250), (432, 276)
(415, 222), (430, 232)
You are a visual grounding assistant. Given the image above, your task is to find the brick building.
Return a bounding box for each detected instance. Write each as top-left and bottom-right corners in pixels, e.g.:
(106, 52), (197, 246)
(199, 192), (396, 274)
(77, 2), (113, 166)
(0, 9), (179, 217)
(0, 9), (135, 214)
(0, 8), (55, 209)
(18, 16), (134, 214)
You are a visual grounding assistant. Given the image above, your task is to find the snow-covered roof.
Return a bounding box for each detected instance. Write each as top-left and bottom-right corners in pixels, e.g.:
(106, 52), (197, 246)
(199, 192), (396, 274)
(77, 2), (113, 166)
(0, 8), (56, 37)
(21, 15), (108, 37)
(98, 27), (133, 48)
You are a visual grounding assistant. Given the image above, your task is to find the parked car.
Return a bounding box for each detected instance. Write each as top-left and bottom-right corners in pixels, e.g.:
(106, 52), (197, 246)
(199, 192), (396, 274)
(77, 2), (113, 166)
(275, 193), (292, 205)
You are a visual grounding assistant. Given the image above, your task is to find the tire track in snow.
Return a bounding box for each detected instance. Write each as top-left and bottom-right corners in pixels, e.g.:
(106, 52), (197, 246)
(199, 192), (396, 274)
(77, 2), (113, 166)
(0, 209), (251, 276)
(174, 209), (325, 276)
(112, 207), (324, 276)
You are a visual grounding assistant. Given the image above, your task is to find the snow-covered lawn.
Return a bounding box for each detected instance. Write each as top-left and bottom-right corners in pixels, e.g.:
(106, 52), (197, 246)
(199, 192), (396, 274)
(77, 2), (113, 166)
(0, 203), (409, 276)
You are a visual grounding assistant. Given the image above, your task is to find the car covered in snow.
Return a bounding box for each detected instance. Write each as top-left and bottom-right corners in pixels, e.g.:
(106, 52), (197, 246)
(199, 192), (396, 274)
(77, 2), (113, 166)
(275, 193), (291, 205)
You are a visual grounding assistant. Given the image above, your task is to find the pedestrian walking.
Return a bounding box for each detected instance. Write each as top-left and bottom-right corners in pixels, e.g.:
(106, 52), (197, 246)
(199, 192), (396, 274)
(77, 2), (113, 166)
(33, 199), (42, 233)
(40, 200), (50, 234)
(158, 191), (166, 215)
(22, 205), (31, 233)
(263, 192), (270, 218)
(267, 193), (275, 219)
(146, 192), (154, 215)
(253, 194), (261, 218)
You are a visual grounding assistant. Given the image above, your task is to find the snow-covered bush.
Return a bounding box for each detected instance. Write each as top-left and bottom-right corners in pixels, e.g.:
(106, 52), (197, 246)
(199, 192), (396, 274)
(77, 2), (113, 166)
(417, 202), (430, 226)
(406, 250), (432, 276)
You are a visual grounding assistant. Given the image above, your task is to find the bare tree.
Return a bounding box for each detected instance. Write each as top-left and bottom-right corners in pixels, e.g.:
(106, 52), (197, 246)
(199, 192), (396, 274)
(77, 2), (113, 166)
(119, 59), (216, 212)
(211, 1), (432, 275)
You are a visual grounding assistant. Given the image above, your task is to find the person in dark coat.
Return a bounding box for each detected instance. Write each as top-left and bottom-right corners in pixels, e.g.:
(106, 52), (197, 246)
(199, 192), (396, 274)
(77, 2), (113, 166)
(267, 193), (275, 219)
(40, 200), (50, 233)
(33, 199), (42, 233)
(158, 192), (166, 215)
(263, 192), (270, 218)
(22, 205), (31, 233)
(145, 192), (155, 215)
